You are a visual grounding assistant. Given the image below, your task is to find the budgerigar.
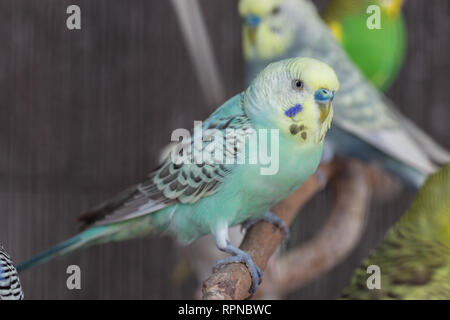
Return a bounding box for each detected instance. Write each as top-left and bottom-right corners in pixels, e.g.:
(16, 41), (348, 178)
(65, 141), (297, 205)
(239, 0), (450, 189)
(1, 246), (24, 300)
(323, 0), (406, 91)
(341, 163), (450, 299)
(17, 57), (339, 296)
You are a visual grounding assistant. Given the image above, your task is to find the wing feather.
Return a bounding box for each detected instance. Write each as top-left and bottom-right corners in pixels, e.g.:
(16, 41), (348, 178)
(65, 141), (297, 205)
(78, 96), (253, 227)
(319, 39), (443, 175)
(283, 9), (449, 177)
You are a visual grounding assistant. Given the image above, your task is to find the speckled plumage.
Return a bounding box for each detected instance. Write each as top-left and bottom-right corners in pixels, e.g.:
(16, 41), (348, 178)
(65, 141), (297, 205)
(341, 164), (450, 300)
(0, 246), (24, 300)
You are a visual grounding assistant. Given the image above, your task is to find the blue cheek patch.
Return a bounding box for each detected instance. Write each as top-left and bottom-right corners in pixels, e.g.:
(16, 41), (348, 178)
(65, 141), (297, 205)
(284, 104), (303, 118)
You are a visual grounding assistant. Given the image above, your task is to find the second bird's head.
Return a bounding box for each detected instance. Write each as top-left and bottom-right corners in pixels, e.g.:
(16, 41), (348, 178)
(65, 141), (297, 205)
(239, 0), (291, 61)
(239, 0), (317, 61)
(244, 57), (339, 144)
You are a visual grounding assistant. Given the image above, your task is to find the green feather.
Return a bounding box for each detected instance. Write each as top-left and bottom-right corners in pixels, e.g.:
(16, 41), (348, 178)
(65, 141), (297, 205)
(341, 164), (450, 299)
(323, 0), (406, 91)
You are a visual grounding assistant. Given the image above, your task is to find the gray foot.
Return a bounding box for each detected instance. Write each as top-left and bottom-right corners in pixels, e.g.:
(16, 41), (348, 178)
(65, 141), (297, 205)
(242, 211), (290, 243)
(321, 142), (335, 164)
(315, 168), (328, 187)
(213, 241), (263, 297)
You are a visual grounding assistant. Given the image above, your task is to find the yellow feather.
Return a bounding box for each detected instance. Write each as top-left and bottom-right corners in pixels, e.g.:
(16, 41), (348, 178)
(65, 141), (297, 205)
(328, 20), (343, 43)
(239, 0), (280, 17)
(287, 57), (340, 93)
(380, 0), (404, 18)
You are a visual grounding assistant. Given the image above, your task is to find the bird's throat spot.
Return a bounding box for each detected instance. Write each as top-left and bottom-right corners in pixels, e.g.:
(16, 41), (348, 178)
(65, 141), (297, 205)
(289, 124), (308, 141)
(289, 124), (304, 135)
(301, 132), (307, 140)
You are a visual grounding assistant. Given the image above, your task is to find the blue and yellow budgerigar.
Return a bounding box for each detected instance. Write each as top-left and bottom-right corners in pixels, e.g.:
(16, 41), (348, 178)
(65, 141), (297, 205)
(17, 57), (339, 296)
(1, 246), (24, 300)
(239, 0), (450, 189)
(341, 163), (450, 299)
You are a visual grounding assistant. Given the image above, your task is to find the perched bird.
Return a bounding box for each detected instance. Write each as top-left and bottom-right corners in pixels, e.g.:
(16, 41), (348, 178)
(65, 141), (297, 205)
(341, 163), (450, 299)
(1, 246), (24, 300)
(323, 0), (406, 91)
(17, 57), (339, 296)
(239, 0), (450, 189)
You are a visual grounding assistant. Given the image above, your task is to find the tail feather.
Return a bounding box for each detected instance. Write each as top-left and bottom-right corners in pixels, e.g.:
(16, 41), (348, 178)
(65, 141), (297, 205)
(77, 186), (138, 229)
(326, 126), (428, 189)
(399, 114), (450, 165)
(17, 227), (110, 273)
(389, 102), (450, 166)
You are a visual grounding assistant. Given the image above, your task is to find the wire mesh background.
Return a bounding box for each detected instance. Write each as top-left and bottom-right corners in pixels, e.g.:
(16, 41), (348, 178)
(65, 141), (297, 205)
(0, 0), (449, 299)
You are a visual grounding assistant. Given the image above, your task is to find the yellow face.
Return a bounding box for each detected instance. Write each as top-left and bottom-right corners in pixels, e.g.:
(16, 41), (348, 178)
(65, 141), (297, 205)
(246, 58), (339, 144)
(239, 0), (293, 60)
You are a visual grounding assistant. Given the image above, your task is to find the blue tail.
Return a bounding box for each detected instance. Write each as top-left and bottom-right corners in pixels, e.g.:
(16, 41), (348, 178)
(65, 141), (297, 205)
(17, 227), (109, 273)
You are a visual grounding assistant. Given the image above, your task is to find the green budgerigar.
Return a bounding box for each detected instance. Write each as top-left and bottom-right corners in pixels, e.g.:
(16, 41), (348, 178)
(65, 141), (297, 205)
(323, 0), (406, 91)
(17, 57), (339, 296)
(239, 0), (450, 189)
(342, 163), (450, 299)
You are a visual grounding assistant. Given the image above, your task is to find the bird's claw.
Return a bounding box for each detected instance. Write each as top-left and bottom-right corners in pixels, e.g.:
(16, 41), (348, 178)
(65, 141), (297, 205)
(241, 211), (290, 243)
(315, 168), (328, 188)
(213, 251), (263, 297)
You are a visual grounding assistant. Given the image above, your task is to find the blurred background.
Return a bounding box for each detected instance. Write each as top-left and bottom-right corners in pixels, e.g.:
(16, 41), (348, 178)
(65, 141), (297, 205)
(0, 0), (449, 299)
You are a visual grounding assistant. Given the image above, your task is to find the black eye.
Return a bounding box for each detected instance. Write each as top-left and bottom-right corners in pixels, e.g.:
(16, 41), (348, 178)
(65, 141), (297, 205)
(293, 79), (304, 89)
(272, 7), (280, 15)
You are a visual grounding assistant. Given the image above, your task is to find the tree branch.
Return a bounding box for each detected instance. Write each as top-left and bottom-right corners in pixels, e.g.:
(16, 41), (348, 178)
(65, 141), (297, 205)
(255, 160), (371, 299)
(202, 162), (340, 300)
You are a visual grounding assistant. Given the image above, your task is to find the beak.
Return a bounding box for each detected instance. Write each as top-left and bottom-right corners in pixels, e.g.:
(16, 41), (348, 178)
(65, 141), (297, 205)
(245, 15), (261, 46)
(246, 15), (261, 28)
(315, 88), (334, 123)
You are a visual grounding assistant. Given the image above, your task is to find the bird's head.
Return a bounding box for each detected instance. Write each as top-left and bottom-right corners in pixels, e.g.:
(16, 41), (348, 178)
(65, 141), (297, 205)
(244, 57), (339, 144)
(239, 0), (294, 61)
(239, 0), (322, 61)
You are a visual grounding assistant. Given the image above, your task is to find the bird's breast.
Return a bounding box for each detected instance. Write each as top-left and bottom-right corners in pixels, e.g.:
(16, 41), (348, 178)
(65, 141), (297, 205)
(241, 140), (323, 207)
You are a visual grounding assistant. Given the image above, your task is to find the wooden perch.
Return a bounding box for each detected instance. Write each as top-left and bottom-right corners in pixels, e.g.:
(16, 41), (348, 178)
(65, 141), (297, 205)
(255, 160), (371, 299)
(202, 162), (341, 300)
